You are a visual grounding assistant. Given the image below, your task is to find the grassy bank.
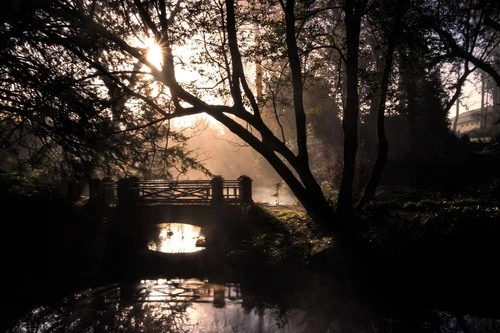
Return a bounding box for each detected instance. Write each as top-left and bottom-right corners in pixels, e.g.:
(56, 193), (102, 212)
(235, 187), (500, 318)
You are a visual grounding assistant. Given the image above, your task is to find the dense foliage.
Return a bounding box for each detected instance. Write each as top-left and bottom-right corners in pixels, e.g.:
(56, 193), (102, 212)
(0, 0), (211, 193)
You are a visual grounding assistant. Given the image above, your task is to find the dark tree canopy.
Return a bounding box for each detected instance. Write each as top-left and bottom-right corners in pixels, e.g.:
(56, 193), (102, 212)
(0, 0), (211, 191)
(0, 0), (498, 227)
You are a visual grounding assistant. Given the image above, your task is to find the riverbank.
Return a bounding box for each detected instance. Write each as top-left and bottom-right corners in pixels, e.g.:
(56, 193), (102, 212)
(240, 186), (500, 324)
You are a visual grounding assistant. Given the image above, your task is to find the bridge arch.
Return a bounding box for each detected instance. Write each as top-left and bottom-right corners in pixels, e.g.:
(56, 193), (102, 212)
(94, 177), (252, 259)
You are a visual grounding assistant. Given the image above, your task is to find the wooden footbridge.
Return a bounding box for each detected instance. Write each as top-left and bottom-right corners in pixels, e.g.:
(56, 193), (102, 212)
(88, 175), (253, 206)
(88, 176), (254, 257)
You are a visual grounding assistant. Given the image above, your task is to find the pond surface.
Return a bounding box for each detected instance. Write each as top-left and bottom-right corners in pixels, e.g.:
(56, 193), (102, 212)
(5, 221), (500, 332)
(9, 278), (332, 333)
(8, 276), (500, 333)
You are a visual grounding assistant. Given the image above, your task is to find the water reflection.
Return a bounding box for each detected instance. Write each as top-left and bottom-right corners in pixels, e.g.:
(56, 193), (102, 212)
(8, 277), (500, 333)
(147, 223), (205, 253)
(9, 278), (307, 333)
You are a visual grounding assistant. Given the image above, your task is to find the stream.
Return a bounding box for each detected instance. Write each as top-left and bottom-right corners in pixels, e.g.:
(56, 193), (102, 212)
(4, 221), (500, 333)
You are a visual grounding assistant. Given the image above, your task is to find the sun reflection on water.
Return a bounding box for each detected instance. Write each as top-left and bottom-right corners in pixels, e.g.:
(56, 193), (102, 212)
(148, 223), (206, 253)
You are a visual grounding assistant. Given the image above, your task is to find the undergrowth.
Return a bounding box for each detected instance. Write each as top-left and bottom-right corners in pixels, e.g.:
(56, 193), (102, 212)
(235, 205), (333, 269)
(237, 187), (500, 284)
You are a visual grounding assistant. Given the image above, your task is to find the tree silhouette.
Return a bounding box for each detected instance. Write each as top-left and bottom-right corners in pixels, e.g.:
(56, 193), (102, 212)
(0, 0), (210, 193)
(2, 0), (497, 229)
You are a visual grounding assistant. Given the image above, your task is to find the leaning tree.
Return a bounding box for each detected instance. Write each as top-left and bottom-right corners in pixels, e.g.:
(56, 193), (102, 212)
(7, 0), (477, 228)
(10, 0), (472, 228)
(30, 0), (407, 228)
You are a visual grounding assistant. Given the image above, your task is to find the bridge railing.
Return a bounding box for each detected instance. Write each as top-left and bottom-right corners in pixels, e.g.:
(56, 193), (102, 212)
(133, 179), (211, 203)
(89, 176), (252, 205)
(220, 180), (241, 202)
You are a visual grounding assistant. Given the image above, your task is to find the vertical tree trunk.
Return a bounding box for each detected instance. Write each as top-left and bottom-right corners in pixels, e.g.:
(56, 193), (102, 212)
(443, 64), (472, 134)
(356, 51), (392, 209)
(481, 72), (486, 131)
(357, 1), (405, 210)
(336, 0), (363, 217)
(453, 100), (459, 133)
(360, 51), (384, 160)
(253, 23), (263, 102)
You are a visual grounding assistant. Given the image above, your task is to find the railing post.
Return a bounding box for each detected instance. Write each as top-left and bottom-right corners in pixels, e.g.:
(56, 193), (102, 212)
(88, 178), (102, 203)
(129, 176), (140, 200)
(212, 284), (226, 308)
(211, 175), (224, 205)
(238, 175), (253, 204)
(117, 178), (128, 205)
(117, 177), (141, 204)
(102, 177), (116, 205)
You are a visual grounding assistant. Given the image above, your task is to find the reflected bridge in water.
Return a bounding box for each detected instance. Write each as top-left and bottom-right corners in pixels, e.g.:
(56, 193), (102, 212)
(11, 277), (500, 333)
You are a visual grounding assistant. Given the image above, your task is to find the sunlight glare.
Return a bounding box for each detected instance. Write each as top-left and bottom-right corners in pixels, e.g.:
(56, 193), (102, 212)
(171, 113), (225, 133)
(145, 39), (163, 70)
(148, 223), (205, 253)
(131, 37), (229, 132)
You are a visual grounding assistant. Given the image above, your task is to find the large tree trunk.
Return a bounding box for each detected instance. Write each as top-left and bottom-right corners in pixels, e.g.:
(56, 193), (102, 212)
(360, 52), (383, 160)
(60, 0), (338, 229)
(212, 0), (336, 228)
(453, 101), (459, 133)
(357, 0), (405, 210)
(336, 0), (363, 217)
